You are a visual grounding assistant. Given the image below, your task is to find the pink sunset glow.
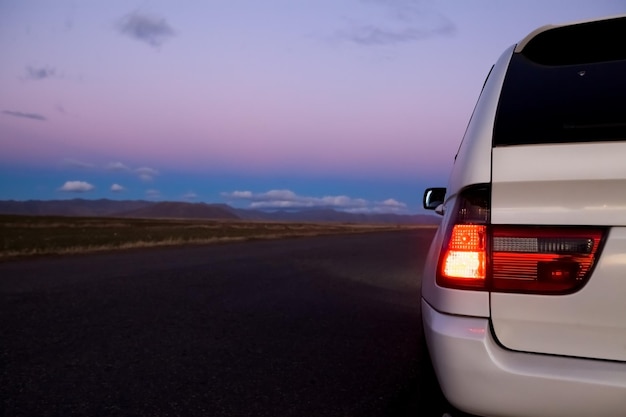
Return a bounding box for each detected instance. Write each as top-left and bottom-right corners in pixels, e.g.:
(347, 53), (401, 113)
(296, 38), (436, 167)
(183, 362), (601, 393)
(2, 1), (624, 211)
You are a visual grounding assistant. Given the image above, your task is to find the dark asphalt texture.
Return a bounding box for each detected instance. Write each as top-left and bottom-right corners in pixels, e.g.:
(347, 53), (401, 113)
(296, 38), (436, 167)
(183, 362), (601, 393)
(1, 229), (471, 417)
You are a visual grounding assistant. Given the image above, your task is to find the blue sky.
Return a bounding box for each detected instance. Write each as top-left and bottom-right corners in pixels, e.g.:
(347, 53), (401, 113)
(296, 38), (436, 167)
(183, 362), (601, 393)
(1, 1), (625, 213)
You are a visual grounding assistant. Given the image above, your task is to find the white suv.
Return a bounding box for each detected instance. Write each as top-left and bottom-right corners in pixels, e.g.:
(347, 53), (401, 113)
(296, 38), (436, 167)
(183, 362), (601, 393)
(422, 15), (626, 417)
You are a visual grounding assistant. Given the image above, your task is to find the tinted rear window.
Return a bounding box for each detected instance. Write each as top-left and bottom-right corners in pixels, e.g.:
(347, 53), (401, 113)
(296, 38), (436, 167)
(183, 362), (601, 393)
(493, 17), (626, 146)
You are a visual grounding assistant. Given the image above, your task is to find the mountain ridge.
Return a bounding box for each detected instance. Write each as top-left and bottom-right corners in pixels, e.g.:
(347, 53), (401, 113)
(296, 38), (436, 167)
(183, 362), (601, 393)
(0, 199), (439, 224)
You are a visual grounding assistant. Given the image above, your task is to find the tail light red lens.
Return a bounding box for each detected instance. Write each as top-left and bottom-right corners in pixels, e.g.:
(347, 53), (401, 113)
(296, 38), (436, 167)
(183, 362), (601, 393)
(441, 224), (487, 283)
(437, 186), (490, 290)
(436, 185), (606, 294)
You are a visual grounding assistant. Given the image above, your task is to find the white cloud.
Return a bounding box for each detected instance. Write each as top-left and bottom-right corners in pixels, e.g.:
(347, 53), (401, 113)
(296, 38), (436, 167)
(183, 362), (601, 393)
(228, 190), (253, 199)
(111, 183), (125, 192)
(320, 195), (367, 208)
(106, 161), (132, 172)
(182, 192), (198, 200)
(250, 200), (309, 209)
(347, 198), (408, 214)
(263, 189), (298, 200)
(58, 181), (95, 193)
(380, 198), (406, 208)
(136, 167), (159, 181)
(105, 162), (159, 181)
(222, 189), (407, 213)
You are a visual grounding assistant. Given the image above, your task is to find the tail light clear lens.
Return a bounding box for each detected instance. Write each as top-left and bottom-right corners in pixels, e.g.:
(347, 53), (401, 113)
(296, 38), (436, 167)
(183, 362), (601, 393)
(436, 185), (606, 294)
(491, 227), (604, 293)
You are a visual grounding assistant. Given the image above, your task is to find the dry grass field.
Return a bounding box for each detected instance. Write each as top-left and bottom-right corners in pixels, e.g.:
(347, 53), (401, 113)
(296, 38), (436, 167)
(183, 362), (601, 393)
(0, 215), (427, 261)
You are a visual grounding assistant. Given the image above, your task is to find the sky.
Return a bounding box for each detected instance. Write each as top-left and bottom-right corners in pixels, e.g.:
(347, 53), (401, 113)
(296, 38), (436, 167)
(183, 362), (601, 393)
(2, 0), (625, 214)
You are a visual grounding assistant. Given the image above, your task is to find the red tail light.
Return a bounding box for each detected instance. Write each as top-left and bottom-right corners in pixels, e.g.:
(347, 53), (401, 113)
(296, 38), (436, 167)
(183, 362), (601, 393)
(441, 224), (487, 284)
(437, 185), (606, 294)
(437, 186), (490, 290)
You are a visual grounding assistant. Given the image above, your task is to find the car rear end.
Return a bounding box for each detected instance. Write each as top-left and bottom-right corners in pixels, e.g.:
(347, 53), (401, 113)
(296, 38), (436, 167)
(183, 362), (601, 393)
(421, 15), (626, 417)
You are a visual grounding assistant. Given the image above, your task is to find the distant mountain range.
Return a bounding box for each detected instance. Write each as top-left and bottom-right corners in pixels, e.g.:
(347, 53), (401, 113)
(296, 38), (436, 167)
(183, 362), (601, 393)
(0, 199), (440, 224)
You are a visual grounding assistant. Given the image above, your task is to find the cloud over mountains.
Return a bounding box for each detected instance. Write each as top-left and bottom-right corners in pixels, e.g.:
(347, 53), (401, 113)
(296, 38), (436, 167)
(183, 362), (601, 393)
(59, 181), (95, 193)
(222, 189), (408, 213)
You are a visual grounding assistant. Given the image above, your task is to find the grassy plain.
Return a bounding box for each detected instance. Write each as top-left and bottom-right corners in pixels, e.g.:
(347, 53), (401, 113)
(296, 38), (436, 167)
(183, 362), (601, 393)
(0, 215), (426, 261)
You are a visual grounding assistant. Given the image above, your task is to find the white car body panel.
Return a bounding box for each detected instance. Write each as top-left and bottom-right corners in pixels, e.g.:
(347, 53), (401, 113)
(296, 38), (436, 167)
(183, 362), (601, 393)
(423, 300), (626, 417)
(491, 143), (626, 226)
(490, 142), (626, 361)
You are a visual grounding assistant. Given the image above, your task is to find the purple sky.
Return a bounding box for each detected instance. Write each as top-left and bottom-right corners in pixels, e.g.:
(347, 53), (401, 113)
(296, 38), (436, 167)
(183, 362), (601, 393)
(2, 1), (624, 213)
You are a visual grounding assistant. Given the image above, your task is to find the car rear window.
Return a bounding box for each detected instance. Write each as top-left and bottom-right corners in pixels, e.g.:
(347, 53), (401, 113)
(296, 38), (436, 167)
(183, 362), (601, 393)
(493, 16), (626, 146)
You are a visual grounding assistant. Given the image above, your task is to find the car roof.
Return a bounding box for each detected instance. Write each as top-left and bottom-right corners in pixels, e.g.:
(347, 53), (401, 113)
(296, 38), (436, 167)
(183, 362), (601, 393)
(515, 13), (626, 53)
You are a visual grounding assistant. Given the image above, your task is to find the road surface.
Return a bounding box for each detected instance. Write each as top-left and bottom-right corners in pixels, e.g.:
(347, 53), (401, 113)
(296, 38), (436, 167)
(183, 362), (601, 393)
(1, 228), (471, 416)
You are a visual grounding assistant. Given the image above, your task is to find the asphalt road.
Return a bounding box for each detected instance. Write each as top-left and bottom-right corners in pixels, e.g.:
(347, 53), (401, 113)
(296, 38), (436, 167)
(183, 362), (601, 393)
(1, 228), (471, 417)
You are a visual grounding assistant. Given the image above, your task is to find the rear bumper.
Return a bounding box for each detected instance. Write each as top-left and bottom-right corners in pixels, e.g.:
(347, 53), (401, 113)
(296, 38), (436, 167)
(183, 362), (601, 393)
(422, 299), (626, 417)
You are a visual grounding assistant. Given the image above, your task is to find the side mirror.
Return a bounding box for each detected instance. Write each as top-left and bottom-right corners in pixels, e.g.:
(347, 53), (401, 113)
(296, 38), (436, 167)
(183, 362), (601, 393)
(423, 187), (446, 211)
